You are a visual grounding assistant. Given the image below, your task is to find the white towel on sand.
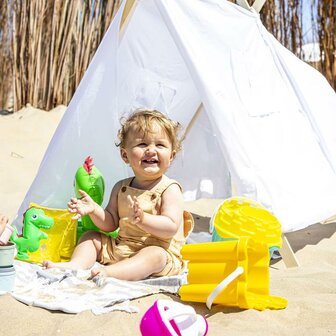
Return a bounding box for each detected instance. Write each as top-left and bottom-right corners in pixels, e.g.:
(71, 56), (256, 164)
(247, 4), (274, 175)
(10, 261), (186, 315)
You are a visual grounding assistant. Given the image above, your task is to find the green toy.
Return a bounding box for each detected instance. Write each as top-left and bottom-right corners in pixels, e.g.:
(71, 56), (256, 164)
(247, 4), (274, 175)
(75, 156), (105, 232)
(75, 156), (118, 239)
(10, 207), (54, 260)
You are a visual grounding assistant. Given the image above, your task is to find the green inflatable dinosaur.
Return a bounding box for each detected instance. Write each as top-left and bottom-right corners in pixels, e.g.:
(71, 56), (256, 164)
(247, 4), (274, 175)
(10, 207), (54, 260)
(75, 156), (118, 239)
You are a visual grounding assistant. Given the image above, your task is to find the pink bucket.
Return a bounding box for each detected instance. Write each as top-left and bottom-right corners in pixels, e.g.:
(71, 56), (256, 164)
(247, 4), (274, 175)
(140, 300), (208, 336)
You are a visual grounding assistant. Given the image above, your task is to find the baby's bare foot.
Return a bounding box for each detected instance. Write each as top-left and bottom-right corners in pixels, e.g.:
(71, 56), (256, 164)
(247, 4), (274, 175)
(91, 267), (108, 278)
(89, 267), (108, 286)
(42, 260), (56, 269)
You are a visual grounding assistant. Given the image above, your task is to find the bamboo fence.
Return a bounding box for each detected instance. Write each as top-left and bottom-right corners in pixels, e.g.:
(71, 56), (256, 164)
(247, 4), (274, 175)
(0, 0), (335, 112)
(315, 0), (336, 88)
(11, 0), (121, 111)
(0, 2), (13, 111)
(260, 0), (303, 57)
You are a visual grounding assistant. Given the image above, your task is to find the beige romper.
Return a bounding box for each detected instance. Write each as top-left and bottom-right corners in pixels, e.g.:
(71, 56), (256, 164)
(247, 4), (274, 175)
(99, 175), (194, 276)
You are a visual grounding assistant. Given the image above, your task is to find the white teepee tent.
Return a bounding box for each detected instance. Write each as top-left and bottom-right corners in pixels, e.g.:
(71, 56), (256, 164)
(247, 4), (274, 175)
(14, 0), (336, 234)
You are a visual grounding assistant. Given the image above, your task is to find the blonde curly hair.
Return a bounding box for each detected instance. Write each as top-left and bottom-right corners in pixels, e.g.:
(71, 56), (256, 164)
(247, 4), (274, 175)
(117, 108), (182, 152)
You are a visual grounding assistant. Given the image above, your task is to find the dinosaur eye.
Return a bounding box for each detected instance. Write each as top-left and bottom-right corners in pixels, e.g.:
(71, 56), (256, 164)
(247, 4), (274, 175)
(32, 214), (38, 220)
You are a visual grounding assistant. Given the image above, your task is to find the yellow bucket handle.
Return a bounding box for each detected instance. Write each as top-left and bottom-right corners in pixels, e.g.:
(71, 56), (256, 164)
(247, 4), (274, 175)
(206, 266), (244, 309)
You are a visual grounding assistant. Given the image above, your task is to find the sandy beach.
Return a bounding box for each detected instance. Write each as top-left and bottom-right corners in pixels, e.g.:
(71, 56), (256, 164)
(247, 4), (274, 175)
(0, 106), (335, 335)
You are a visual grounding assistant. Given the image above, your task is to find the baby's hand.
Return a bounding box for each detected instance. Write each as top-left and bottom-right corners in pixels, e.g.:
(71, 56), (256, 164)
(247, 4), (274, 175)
(127, 195), (144, 224)
(68, 190), (95, 220)
(0, 214), (9, 228)
(0, 214), (9, 236)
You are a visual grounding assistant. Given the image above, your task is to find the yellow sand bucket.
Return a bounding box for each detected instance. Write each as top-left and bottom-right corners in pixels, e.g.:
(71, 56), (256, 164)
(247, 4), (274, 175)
(210, 197), (282, 250)
(179, 237), (287, 310)
(24, 203), (77, 263)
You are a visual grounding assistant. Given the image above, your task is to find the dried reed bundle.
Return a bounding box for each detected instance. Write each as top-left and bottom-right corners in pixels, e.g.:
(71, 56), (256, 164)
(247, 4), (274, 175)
(11, 0), (121, 111)
(260, 0), (303, 57)
(315, 0), (335, 88)
(0, 2), (13, 110)
(0, 0), (335, 111)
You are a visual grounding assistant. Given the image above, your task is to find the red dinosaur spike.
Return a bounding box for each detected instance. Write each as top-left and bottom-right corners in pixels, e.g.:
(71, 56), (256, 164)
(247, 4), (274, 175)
(83, 156), (94, 174)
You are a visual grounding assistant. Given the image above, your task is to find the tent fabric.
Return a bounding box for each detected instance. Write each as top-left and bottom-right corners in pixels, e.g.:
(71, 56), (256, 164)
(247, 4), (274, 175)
(15, 0), (336, 232)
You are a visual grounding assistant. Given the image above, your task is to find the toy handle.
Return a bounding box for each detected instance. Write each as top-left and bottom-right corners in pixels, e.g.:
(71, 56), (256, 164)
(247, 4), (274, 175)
(164, 304), (196, 321)
(165, 309), (206, 336)
(206, 266), (244, 309)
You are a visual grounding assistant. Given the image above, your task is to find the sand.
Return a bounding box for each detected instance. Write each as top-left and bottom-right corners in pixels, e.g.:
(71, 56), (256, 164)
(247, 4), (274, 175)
(0, 106), (335, 336)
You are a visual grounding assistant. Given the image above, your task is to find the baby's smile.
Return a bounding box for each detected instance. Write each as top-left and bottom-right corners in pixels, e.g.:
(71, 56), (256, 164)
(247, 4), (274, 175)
(142, 158), (159, 164)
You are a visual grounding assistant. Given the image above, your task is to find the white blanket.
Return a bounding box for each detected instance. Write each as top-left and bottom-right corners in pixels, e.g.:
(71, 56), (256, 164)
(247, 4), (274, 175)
(10, 261), (186, 315)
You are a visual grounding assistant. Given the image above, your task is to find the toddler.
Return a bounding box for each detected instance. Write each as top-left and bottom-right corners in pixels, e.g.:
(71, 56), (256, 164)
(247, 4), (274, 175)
(43, 109), (193, 281)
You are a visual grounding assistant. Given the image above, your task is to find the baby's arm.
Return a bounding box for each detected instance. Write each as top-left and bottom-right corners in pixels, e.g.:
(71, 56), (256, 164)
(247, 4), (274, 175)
(128, 183), (183, 238)
(68, 182), (120, 232)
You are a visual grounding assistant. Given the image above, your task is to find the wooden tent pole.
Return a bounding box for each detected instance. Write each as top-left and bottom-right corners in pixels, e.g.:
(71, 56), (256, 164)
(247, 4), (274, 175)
(236, 0), (266, 13)
(120, 0), (137, 33)
(252, 0), (267, 13)
(181, 103), (203, 142)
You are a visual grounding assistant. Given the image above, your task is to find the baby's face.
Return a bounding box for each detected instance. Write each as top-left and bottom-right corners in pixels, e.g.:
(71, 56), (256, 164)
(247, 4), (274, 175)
(120, 124), (176, 181)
